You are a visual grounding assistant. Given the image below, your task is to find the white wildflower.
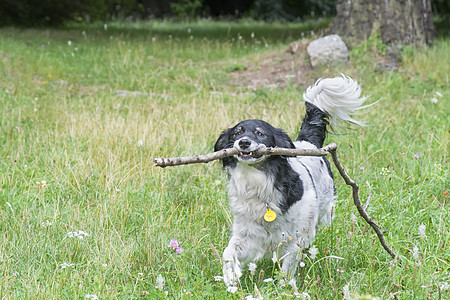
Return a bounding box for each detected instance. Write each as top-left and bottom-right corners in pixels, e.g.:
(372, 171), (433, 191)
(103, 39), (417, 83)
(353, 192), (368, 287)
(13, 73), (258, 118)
(308, 246), (319, 259)
(289, 278), (298, 291)
(60, 262), (74, 269)
(68, 41), (72, 46)
(85, 294), (98, 300)
(263, 278), (273, 282)
(300, 292), (311, 299)
(418, 224), (426, 238)
(299, 261), (306, 268)
(431, 97), (438, 103)
(343, 284), (351, 300)
(156, 274), (165, 291)
(248, 262), (257, 275)
(245, 295), (263, 300)
(67, 230), (90, 240)
(435, 91), (442, 97)
(227, 286), (238, 293)
(251, 32), (255, 38)
(213, 275), (223, 282)
(104, 24), (108, 31)
(271, 251), (277, 263)
(41, 220), (53, 227)
(412, 246), (420, 260)
(137, 139), (143, 147)
(138, 272), (144, 276)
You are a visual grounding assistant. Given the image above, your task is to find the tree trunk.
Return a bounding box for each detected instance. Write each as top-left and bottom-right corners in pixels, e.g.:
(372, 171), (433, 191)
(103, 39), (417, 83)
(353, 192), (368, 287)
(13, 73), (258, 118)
(330, 0), (435, 48)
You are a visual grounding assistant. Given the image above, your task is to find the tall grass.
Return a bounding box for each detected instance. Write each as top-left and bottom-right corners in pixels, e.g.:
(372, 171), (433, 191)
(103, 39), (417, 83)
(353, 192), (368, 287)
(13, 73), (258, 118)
(0, 21), (448, 299)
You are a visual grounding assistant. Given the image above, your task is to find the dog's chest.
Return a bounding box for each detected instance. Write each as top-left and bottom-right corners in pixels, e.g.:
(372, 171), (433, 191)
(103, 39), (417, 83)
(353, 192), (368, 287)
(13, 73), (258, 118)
(227, 164), (280, 219)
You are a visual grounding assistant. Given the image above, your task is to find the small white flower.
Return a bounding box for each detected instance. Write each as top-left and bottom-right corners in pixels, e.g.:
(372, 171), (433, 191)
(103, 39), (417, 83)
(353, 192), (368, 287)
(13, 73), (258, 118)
(41, 220), (53, 227)
(67, 230), (90, 240)
(288, 278), (298, 290)
(251, 32), (255, 38)
(137, 139), (143, 147)
(431, 97), (438, 103)
(213, 275), (223, 282)
(435, 91), (442, 97)
(152, 37), (156, 42)
(102, 263), (107, 267)
(85, 294), (98, 300)
(60, 262), (74, 269)
(418, 224), (426, 238)
(104, 24), (108, 31)
(156, 274), (165, 291)
(300, 292), (311, 299)
(187, 28), (191, 33)
(227, 286), (238, 293)
(412, 246), (420, 260)
(263, 278), (273, 282)
(308, 246), (319, 259)
(299, 261), (305, 268)
(343, 284), (351, 300)
(271, 251), (277, 263)
(68, 41), (72, 46)
(138, 272), (144, 276)
(248, 262), (257, 275)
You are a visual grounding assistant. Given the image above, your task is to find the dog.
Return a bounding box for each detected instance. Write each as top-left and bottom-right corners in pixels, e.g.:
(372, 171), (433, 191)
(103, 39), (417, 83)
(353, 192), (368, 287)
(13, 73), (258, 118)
(214, 75), (370, 290)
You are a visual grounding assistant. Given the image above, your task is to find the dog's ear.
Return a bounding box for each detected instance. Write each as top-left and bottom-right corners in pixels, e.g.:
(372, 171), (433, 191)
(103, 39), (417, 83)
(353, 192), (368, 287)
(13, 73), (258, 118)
(214, 128), (236, 168)
(214, 128), (233, 151)
(273, 129), (295, 149)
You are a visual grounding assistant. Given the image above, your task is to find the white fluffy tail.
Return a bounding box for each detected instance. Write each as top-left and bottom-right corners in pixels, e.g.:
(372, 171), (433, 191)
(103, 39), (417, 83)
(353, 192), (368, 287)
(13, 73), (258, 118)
(303, 74), (372, 128)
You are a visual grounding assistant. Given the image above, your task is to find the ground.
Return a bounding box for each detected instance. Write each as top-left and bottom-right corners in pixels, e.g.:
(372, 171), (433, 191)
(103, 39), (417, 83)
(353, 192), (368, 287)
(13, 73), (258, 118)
(230, 40), (315, 90)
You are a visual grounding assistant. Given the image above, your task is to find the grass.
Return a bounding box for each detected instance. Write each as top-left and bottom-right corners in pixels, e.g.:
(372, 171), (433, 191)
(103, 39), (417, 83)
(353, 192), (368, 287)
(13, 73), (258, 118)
(0, 20), (449, 299)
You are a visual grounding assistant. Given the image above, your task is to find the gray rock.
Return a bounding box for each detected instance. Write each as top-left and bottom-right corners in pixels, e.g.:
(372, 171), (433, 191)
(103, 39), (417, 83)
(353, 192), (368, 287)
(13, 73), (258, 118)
(307, 35), (349, 68)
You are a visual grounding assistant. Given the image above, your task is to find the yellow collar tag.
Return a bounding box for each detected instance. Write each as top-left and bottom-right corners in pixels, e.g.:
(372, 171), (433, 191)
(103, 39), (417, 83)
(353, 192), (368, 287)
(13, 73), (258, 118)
(264, 208), (276, 222)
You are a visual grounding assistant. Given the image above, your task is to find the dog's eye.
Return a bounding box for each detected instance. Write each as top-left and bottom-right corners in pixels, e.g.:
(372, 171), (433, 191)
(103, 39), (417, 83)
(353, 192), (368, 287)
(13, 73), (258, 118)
(234, 130), (242, 137)
(255, 130), (265, 137)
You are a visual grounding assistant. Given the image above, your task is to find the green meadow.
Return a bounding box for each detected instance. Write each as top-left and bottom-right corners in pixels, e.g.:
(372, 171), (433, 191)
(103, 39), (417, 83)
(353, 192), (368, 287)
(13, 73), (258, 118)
(0, 20), (448, 299)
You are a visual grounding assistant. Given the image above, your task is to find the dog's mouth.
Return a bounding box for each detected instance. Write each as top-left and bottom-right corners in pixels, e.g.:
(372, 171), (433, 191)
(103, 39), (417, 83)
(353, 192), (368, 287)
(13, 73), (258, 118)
(237, 151), (264, 162)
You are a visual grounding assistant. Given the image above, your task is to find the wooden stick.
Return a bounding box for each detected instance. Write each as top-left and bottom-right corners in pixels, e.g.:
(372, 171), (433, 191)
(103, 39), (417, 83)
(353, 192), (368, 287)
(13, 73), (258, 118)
(153, 143), (337, 167)
(329, 148), (398, 260)
(153, 143), (398, 259)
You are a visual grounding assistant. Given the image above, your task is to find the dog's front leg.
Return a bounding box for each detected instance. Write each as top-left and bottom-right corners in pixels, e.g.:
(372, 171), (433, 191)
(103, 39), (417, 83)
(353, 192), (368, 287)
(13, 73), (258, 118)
(222, 237), (243, 290)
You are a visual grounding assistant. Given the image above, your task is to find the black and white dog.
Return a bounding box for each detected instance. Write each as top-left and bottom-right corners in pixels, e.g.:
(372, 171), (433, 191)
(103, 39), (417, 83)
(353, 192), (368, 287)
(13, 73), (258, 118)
(214, 75), (370, 290)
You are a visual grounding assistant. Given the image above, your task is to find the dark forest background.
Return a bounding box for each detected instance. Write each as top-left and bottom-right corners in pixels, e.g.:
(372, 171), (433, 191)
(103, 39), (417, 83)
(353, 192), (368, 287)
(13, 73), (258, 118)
(1, 0), (448, 27)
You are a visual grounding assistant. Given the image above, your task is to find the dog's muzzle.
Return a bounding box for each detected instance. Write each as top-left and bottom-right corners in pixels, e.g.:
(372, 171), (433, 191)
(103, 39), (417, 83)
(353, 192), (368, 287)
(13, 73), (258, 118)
(234, 138), (264, 164)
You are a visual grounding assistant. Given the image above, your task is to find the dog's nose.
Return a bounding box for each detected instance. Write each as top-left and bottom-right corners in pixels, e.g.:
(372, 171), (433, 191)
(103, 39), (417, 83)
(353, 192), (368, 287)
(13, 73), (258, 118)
(238, 139), (251, 149)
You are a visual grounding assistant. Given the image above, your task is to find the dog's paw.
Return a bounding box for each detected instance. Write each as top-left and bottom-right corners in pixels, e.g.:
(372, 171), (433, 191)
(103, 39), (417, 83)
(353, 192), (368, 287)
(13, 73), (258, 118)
(223, 259), (242, 292)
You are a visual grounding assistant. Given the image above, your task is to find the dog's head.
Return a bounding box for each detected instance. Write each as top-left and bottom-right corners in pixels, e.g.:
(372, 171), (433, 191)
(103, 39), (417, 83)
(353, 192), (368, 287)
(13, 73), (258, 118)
(214, 119), (294, 167)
